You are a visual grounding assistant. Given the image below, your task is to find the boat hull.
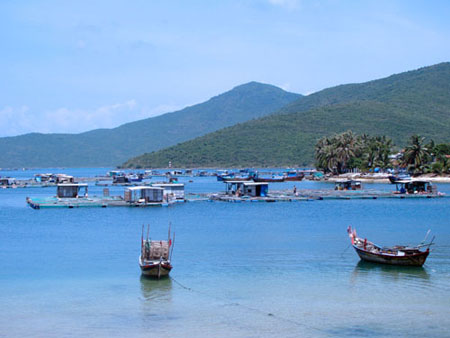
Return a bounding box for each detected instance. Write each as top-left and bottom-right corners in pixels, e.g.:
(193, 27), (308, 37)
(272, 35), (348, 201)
(222, 177), (252, 182)
(140, 260), (172, 278)
(283, 174), (305, 181)
(253, 177), (285, 183)
(353, 245), (429, 266)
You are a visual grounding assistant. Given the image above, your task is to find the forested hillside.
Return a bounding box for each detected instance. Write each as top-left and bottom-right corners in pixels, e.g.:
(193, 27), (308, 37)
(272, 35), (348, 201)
(123, 63), (450, 168)
(0, 82), (300, 167)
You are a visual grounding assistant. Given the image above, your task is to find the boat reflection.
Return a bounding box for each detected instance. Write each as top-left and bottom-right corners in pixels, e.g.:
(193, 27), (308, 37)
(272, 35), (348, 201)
(351, 260), (431, 283)
(140, 275), (173, 302)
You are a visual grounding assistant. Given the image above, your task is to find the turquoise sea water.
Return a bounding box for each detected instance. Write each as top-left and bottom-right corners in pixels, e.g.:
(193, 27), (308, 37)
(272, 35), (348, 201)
(1, 169), (450, 337)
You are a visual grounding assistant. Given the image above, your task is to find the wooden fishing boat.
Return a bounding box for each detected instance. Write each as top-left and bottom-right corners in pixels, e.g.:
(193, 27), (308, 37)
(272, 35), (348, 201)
(283, 171), (305, 181)
(388, 173), (411, 184)
(347, 226), (433, 266)
(139, 224), (174, 278)
(253, 175), (285, 183)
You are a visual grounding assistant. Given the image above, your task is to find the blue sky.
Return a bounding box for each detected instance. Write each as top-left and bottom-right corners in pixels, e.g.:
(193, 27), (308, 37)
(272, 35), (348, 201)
(1, 0), (450, 136)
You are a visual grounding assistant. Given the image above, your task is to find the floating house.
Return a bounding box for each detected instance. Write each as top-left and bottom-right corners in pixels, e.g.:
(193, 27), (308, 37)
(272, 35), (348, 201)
(394, 180), (436, 194)
(34, 173), (54, 183)
(0, 177), (16, 187)
(57, 183), (88, 198)
(108, 170), (124, 177)
(334, 180), (362, 191)
(153, 183), (185, 200)
(225, 181), (269, 197)
(124, 186), (164, 205)
(33, 173), (73, 184)
(113, 175), (129, 184)
(55, 174), (74, 184)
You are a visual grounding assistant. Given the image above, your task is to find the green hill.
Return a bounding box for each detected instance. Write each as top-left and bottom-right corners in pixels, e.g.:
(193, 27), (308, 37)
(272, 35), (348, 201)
(0, 82), (300, 168)
(122, 62), (450, 168)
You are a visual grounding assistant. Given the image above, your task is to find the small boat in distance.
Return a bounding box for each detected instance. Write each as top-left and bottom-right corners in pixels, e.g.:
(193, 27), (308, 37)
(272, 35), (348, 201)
(253, 174), (285, 183)
(283, 171), (305, 181)
(347, 226), (433, 266)
(388, 172), (411, 184)
(139, 224), (174, 278)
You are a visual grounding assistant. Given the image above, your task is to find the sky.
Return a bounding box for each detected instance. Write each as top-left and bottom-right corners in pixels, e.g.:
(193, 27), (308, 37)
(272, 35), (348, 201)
(1, 0), (450, 137)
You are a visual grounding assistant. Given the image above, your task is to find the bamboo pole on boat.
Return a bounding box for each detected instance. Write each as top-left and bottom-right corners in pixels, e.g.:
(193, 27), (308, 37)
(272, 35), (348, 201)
(421, 229), (431, 245)
(170, 232), (175, 261)
(427, 236), (435, 250)
(168, 222), (171, 244)
(141, 224), (144, 256)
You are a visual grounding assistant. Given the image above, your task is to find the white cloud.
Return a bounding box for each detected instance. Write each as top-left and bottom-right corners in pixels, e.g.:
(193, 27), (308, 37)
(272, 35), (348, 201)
(0, 100), (182, 137)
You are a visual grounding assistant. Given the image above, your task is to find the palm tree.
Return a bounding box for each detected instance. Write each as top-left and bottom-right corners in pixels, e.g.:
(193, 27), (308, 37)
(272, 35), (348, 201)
(315, 137), (336, 173)
(375, 136), (394, 169)
(315, 131), (362, 174)
(402, 135), (432, 175)
(333, 131), (360, 173)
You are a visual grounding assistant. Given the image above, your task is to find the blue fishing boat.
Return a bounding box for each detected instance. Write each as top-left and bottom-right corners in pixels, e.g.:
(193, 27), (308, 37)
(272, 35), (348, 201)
(283, 171), (305, 181)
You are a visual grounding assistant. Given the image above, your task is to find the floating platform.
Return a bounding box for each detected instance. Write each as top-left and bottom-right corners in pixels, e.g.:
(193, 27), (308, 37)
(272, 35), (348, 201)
(207, 189), (446, 203)
(26, 196), (172, 209)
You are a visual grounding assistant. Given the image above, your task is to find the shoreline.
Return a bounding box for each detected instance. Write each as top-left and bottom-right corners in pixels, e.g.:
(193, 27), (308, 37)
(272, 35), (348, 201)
(325, 174), (450, 183)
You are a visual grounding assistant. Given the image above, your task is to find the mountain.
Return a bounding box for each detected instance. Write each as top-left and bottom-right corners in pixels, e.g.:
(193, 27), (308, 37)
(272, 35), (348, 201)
(0, 82), (301, 168)
(122, 62), (450, 168)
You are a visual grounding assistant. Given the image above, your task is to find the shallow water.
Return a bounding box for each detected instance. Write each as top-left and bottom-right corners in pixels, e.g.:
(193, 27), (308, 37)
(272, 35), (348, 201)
(1, 169), (450, 337)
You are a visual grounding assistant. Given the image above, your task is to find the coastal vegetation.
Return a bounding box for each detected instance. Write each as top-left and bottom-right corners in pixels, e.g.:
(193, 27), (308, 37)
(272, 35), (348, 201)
(315, 131), (450, 175)
(315, 131), (394, 174)
(123, 63), (450, 169)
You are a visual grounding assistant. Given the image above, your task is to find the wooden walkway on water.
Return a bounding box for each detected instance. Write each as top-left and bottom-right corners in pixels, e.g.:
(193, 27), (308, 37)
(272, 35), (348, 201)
(205, 189), (447, 203)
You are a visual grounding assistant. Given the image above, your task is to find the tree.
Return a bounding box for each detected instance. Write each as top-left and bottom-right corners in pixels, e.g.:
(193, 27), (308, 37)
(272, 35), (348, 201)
(315, 131), (360, 174)
(401, 135), (432, 175)
(315, 136), (336, 173)
(333, 131), (360, 173)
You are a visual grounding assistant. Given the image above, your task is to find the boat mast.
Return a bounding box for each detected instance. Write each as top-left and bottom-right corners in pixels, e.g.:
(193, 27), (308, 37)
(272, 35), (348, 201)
(141, 224), (144, 256)
(168, 221), (171, 244)
(170, 232), (175, 261)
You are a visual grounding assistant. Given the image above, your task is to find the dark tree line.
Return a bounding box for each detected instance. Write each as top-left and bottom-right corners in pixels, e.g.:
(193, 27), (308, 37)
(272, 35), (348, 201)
(315, 131), (450, 175)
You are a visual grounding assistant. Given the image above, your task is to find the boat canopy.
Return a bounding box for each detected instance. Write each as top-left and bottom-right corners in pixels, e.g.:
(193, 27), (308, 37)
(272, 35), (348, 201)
(143, 240), (170, 260)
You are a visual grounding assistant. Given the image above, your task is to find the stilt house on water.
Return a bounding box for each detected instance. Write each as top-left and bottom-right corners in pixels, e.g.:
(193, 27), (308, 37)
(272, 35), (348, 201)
(394, 180), (436, 194)
(34, 173), (74, 184)
(153, 183), (185, 200)
(334, 180), (362, 191)
(124, 186), (165, 205)
(0, 177), (16, 187)
(225, 181), (269, 197)
(57, 183), (88, 198)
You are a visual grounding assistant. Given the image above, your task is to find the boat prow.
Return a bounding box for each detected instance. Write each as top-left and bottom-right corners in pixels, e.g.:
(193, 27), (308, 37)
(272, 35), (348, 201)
(139, 256), (173, 278)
